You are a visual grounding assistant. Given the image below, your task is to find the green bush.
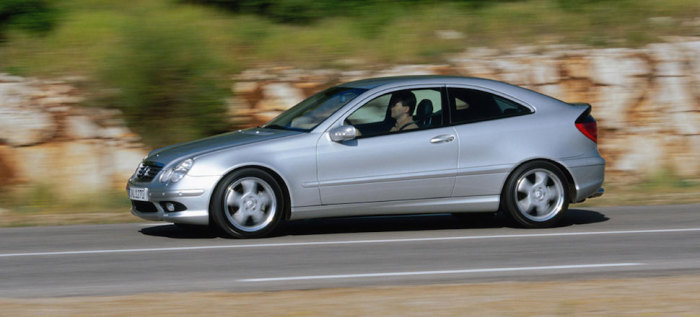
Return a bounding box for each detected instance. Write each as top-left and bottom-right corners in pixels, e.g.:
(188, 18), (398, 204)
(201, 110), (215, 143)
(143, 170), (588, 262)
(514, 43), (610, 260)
(182, 0), (525, 24)
(556, 0), (630, 11)
(96, 13), (230, 148)
(0, 0), (58, 40)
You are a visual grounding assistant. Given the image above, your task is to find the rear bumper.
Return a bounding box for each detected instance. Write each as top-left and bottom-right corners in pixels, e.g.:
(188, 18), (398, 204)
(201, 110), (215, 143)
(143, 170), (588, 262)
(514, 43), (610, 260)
(562, 156), (605, 203)
(588, 187), (604, 199)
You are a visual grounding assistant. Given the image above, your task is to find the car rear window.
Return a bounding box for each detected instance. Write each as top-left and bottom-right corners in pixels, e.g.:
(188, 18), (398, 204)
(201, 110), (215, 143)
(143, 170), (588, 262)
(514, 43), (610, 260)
(448, 88), (532, 124)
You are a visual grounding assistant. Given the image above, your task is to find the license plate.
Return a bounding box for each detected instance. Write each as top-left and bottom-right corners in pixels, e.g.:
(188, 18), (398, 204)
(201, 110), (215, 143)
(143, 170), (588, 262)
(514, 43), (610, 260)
(129, 187), (148, 201)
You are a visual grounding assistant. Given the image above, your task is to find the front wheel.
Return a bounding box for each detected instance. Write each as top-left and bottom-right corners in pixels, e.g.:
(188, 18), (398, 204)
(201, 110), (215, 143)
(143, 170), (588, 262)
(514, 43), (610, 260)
(211, 168), (285, 238)
(501, 161), (569, 228)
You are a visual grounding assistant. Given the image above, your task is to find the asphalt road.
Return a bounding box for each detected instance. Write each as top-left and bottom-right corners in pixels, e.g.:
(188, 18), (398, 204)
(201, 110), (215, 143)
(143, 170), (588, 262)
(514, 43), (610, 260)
(1, 204), (699, 298)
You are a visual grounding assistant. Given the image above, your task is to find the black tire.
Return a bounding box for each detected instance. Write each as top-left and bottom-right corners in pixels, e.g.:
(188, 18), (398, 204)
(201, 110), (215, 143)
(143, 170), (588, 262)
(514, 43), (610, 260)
(211, 168), (285, 238)
(501, 161), (569, 228)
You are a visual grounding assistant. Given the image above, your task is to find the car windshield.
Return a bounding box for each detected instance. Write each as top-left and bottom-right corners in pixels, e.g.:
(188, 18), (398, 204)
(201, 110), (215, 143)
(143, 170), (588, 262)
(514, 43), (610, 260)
(263, 86), (367, 132)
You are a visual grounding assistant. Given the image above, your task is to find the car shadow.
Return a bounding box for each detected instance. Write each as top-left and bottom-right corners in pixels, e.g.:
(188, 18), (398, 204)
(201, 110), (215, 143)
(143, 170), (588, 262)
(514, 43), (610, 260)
(139, 224), (221, 239)
(557, 208), (610, 227)
(276, 208), (609, 237)
(277, 214), (492, 237)
(138, 209), (609, 239)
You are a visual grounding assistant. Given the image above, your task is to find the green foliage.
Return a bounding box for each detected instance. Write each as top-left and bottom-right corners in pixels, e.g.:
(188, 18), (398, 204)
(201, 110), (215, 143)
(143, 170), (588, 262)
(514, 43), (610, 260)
(4, 0), (699, 75)
(96, 11), (231, 148)
(1, 0), (699, 147)
(636, 168), (697, 191)
(556, 0), (629, 11)
(182, 0), (524, 24)
(0, 0), (58, 40)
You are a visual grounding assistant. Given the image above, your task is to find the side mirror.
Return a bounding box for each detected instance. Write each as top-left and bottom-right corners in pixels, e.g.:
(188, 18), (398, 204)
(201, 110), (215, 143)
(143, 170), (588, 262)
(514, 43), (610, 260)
(329, 125), (358, 142)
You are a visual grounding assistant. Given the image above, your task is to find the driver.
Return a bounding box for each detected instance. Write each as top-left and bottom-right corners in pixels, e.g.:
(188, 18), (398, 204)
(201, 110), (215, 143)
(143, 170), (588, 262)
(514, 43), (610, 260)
(389, 91), (418, 132)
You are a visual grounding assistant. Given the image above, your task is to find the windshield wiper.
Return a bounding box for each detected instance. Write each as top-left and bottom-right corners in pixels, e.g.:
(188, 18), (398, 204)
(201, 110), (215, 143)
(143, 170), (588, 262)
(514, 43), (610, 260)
(263, 124), (289, 130)
(263, 124), (310, 132)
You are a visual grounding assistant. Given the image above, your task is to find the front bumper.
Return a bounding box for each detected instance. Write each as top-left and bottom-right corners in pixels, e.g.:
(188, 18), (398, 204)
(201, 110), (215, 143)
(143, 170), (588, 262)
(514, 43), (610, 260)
(127, 175), (220, 225)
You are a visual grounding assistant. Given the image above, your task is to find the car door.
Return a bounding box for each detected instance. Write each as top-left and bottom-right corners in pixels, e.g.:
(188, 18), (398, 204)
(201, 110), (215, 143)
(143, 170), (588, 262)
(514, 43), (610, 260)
(316, 87), (459, 205)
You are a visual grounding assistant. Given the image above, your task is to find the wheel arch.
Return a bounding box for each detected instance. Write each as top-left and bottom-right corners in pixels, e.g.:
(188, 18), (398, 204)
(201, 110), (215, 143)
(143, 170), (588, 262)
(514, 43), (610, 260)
(502, 158), (577, 204)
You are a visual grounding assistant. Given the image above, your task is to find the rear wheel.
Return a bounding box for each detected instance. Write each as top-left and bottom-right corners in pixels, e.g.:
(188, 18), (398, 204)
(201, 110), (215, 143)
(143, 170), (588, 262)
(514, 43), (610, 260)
(211, 168), (284, 238)
(502, 161), (569, 228)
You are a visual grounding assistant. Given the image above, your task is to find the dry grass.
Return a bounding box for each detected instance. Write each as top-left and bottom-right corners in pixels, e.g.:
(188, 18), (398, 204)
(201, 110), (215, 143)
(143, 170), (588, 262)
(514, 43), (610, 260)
(2, 275), (700, 316)
(578, 185), (700, 208)
(0, 209), (141, 227)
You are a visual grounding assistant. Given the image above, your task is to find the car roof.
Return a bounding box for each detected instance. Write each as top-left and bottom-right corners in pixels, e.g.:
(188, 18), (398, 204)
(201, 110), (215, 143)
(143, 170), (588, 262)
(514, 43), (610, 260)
(340, 75), (569, 109)
(340, 75), (510, 90)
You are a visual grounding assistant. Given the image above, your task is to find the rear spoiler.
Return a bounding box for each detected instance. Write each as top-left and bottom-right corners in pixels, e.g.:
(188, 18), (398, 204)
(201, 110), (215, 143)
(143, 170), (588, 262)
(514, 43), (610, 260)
(568, 102), (592, 116)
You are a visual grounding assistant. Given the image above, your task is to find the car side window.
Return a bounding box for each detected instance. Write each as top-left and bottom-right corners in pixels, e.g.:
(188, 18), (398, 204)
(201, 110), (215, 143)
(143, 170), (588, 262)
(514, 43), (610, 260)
(345, 88), (444, 138)
(346, 94), (390, 126)
(448, 88), (532, 124)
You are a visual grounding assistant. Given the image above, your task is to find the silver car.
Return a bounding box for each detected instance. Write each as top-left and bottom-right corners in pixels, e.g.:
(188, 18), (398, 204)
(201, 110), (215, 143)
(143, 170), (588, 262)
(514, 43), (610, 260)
(128, 76), (604, 238)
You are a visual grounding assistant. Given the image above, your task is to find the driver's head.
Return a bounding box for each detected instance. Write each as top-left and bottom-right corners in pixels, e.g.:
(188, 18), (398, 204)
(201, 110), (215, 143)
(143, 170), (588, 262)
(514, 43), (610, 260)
(389, 91), (416, 119)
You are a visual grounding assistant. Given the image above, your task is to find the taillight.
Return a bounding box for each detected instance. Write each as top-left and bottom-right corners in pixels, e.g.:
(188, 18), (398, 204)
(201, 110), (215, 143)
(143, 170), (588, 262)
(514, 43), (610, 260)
(576, 114), (598, 143)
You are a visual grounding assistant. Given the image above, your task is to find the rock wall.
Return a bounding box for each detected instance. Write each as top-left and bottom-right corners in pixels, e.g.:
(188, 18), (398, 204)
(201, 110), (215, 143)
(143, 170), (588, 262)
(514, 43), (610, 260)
(1, 39), (699, 195)
(0, 75), (147, 195)
(230, 40), (700, 181)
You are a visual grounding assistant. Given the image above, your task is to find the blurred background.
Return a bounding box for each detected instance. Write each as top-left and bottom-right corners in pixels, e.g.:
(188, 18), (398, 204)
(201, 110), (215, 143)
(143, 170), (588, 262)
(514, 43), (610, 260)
(0, 0), (699, 225)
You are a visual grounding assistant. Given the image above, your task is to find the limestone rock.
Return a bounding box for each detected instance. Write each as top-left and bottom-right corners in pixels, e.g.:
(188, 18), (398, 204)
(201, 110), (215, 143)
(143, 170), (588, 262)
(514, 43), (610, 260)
(3, 37), (700, 189)
(613, 134), (664, 177)
(259, 83), (305, 111)
(590, 49), (650, 86)
(669, 111), (699, 136)
(668, 135), (700, 177)
(0, 75), (149, 194)
(13, 141), (147, 195)
(340, 70), (372, 82)
(492, 59), (531, 86)
(0, 146), (17, 187)
(653, 77), (696, 113)
(649, 43), (687, 77)
(435, 30), (465, 40)
(65, 116), (101, 139)
(233, 81), (259, 95)
(99, 126), (136, 140)
(533, 85), (562, 99)
(594, 79), (648, 130)
(559, 55), (591, 79)
(453, 59), (498, 79)
(530, 58), (560, 85)
(110, 147), (149, 188)
(375, 65), (442, 77)
(0, 86), (56, 146)
(0, 74), (25, 83)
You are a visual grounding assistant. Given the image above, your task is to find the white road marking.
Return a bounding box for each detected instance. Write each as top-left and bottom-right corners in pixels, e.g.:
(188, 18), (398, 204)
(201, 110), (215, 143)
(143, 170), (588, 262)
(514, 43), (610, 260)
(239, 263), (645, 282)
(1, 228), (699, 258)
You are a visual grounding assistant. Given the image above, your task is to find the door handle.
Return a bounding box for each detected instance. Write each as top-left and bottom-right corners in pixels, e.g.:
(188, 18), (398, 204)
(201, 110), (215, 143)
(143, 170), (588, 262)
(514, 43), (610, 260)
(430, 134), (455, 144)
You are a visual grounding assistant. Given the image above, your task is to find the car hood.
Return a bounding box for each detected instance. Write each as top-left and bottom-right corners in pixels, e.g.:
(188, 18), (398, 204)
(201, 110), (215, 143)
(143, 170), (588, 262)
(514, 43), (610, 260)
(146, 128), (301, 165)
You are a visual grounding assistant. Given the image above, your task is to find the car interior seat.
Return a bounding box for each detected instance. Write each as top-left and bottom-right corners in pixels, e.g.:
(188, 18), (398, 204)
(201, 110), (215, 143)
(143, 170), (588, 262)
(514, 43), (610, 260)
(414, 99), (434, 128)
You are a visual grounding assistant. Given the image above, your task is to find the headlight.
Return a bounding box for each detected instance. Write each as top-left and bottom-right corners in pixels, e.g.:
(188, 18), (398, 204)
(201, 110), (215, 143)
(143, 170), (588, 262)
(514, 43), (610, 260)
(159, 168), (173, 183)
(160, 158), (194, 184)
